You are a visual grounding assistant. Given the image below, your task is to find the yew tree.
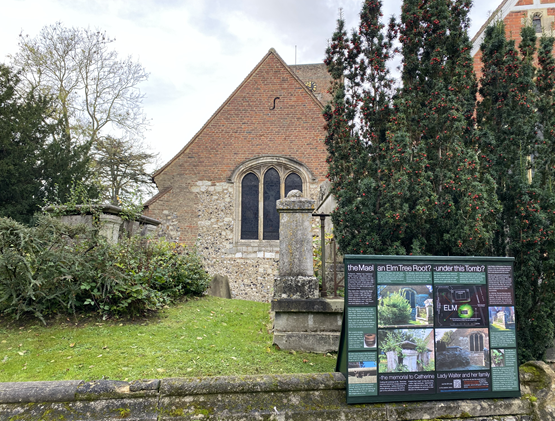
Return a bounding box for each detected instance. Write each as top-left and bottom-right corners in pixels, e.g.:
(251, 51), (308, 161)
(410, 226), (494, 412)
(386, 0), (499, 256)
(325, 0), (498, 257)
(324, 1), (399, 255)
(0, 64), (91, 223)
(477, 22), (555, 361)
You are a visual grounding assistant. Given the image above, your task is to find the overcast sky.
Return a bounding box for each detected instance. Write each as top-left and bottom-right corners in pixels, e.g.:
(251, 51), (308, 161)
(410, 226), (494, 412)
(0, 0), (496, 167)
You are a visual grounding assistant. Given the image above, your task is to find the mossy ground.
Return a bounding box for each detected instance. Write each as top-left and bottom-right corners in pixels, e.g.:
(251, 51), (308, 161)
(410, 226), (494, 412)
(0, 296), (336, 382)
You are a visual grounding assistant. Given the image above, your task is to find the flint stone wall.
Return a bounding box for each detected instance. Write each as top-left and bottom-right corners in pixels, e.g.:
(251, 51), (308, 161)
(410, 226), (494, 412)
(176, 180), (320, 303)
(1, 361), (554, 420)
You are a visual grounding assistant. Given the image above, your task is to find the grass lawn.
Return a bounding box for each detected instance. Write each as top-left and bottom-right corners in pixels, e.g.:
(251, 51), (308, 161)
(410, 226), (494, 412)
(490, 322), (513, 332)
(0, 296), (337, 382)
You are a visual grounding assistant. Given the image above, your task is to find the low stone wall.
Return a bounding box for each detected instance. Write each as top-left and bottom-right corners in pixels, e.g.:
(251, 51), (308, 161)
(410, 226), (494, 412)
(1, 361), (554, 420)
(45, 204), (161, 244)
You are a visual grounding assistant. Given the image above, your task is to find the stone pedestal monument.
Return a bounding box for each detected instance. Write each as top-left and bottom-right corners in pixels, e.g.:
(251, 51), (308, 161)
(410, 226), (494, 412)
(271, 190), (343, 353)
(273, 190), (319, 299)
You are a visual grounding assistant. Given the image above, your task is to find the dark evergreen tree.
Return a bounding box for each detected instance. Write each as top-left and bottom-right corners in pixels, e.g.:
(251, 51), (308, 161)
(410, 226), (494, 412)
(477, 23), (555, 362)
(39, 123), (96, 206)
(0, 64), (93, 224)
(325, 0), (498, 257)
(535, 35), (555, 189)
(477, 23), (538, 255)
(324, 1), (398, 255)
(0, 64), (54, 223)
(391, 0), (499, 256)
(325, 0), (555, 362)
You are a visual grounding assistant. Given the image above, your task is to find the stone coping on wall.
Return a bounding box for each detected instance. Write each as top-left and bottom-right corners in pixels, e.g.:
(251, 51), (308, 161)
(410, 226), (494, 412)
(1, 362), (554, 420)
(43, 204), (161, 226)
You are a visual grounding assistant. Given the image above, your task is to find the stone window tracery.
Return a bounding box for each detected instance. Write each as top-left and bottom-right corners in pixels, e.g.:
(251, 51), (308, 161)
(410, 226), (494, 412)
(263, 168), (281, 240)
(285, 173), (302, 196)
(230, 156), (313, 248)
(239, 167), (302, 241)
(241, 173), (259, 240)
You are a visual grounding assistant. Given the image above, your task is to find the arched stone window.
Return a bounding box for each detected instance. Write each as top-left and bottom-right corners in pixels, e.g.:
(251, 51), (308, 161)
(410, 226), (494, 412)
(230, 156), (314, 248)
(285, 173), (302, 196)
(401, 288), (416, 308)
(469, 332), (484, 352)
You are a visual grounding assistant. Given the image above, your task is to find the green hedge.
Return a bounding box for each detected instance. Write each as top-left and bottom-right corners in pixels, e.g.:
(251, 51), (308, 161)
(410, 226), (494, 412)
(0, 215), (210, 322)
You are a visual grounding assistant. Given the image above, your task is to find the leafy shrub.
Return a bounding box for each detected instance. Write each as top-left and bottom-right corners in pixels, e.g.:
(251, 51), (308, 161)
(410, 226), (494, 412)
(0, 215), (210, 322)
(378, 292), (412, 326)
(0, 216), (87, 321)
(116, 237), (209, 297)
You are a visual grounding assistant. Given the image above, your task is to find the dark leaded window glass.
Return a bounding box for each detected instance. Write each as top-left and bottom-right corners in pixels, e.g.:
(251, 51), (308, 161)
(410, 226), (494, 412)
(533, 16), (542, 33)
(241, 173), (259, 239)
(470, 333), (484, 352)
(263, 168), (280, 240)
(285, 172), (302, 196)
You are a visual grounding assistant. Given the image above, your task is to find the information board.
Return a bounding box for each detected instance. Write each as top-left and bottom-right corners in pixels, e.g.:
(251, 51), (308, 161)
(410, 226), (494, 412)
(337, 255), (520, 404)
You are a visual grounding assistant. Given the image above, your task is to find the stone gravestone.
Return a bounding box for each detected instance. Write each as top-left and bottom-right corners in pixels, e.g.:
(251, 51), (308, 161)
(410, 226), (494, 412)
(271, 190), (343, 353)
(207, 274), (232, 299)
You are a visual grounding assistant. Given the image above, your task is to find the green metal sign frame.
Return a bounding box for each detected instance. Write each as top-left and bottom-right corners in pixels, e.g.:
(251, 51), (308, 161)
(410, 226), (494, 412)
(336, 255), (520, 404)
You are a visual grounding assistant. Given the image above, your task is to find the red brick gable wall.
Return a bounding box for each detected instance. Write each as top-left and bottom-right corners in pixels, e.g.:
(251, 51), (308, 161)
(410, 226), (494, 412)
(156, 52), (327, 187)
(145, 50), (329, 246)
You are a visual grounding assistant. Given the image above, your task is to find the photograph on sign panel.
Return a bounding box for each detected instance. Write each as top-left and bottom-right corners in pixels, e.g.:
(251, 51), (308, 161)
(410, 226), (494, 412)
(435, 285), (488, 327)
(435, 328), (490, 371)
(488, 307), (516, 332)
(378, 328), (435, 373)
(377, 285), (433, 328)
(348, 360), (377, 384)
(491, 349), (506, 367)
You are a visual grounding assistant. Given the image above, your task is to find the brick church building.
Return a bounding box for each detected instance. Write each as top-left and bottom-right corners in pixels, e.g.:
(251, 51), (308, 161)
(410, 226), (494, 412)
(143, 49), (331, 302)
(471, 0), (555, 78)
(145, 0), (555, 303)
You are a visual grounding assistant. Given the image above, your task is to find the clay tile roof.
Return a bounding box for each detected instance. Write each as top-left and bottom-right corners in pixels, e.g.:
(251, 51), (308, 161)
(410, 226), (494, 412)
(143, 187), (172, 208)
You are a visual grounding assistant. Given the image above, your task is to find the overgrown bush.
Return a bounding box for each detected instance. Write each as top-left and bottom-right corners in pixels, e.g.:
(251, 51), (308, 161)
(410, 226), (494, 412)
(378, 292), (412, 326)
(0, 215), (210, 322)
(0, 216), (87, 320)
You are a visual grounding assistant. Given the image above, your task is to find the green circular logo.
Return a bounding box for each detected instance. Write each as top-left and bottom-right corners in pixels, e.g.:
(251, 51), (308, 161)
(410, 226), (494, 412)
(458, 304), (474, 319)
